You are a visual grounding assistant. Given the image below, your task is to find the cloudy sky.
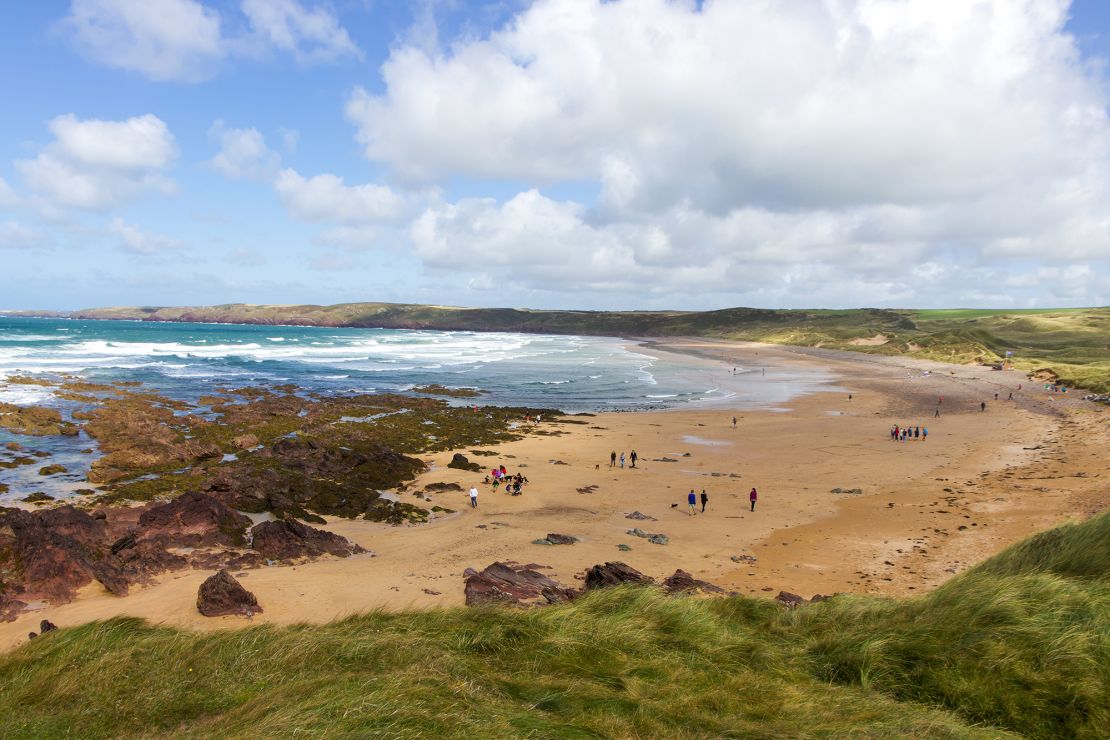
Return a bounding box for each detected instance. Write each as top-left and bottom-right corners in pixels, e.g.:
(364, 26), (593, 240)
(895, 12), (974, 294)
(2, 0), (1109, 311)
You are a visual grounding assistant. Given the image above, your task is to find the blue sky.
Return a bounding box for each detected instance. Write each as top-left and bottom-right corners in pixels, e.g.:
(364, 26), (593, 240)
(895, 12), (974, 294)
(1, 0), (1109, 311)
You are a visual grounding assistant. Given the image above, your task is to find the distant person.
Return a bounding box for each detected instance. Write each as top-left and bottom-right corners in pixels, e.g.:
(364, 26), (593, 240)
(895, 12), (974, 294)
(914, 426), (920, 439)
(848, 394), (852, 401)
(469, 487), (478, 508)
(981, 401), (986, 412)
(630, 450), (638, 468)
(732, 416), (737, 428)
(1008, 392), (1013, 400)
(994, 393), (998, 400)
(687, 489), (698, 515)
(619, 452), (626, 469)
(922, 427), (928, 441)
(610, 450), (616, 468)
(749, 487), (758, 512)
(935, 407), (940, 418)
(700, 489), (708, 513)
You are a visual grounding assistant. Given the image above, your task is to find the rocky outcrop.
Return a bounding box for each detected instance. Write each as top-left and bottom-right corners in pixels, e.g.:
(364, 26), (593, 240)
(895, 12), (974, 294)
(541, 533), (578, 545)
(196, 569), (262, 617)
(203, 437), (424, 521)
(662, 569), (725, 594)
(463, 562), (577, 606)
(138, 490), (251, 548)
(624, 511), (656, 521)
(447, 453), (481, 472)
(775, 591), (807, 608)
(250, 519), (366, 561)
(584, 562), (655, 590)
(0, 403), (79, 436)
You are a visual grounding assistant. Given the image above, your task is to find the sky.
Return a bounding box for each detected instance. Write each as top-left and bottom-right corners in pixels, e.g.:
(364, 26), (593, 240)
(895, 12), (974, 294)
(2, 0), (1110, 312)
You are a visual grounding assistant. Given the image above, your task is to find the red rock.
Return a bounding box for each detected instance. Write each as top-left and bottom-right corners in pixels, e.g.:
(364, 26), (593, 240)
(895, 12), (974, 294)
(662, 569), (725, 594)
(138, 490), (250, 548)
(250, 519), (365, 561)
(197, 569), (262, 617)
(583, 562), (655, 590)
(464, 562), (576, 606)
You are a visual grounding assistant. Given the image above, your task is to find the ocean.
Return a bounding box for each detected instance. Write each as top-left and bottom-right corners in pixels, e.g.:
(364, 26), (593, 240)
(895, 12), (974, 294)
(0, 316), (835, 503)
(0, 316), (832, 411)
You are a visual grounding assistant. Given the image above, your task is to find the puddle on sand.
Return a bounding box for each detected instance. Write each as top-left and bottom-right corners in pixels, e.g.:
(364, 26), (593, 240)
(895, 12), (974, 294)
(681, 435), (730, 447)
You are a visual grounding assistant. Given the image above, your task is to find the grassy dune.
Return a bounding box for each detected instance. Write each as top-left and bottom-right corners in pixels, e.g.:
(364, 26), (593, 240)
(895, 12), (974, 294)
(18, 303), (1110, 393)
(2, 513), (1107, 738)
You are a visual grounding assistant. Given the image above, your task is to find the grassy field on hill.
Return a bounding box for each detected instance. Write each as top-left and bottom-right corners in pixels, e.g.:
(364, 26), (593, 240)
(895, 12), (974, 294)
(17, 303), (1110, 394)
(1, 512), (1107, 738)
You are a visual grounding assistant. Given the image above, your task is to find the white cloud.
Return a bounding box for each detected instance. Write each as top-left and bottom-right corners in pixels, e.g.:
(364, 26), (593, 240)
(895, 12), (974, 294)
(274, 169), (407, 224)
(0, 178), (21, 210)
(110, 217), (184, 255)
(16, 114), (177, 211)
(0, 221), (54, 251)
(240, 0), (362, 64)
(342, 0), (1110, 306)
(61, 0), (360, 82)
(205, 121), (281, 181)
(63, 0), (224, 82)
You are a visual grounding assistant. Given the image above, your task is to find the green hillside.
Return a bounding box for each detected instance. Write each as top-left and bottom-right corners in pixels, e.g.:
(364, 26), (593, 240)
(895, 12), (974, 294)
(2, 512), (1107, 738)
(13, 303), (1110, 392)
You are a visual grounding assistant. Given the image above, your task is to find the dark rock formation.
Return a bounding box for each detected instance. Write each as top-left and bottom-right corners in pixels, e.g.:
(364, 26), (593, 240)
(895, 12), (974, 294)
(447, 453), (481, 472)
(250, 519), (365, 561)
(625, 511), (657, 521)
(775, 591), (808, 608)
(662, 569), (725, 594)
(584, 562), (655, 590)
(464, 562), (576, 606)
(423, 482), (463, 492)
(139, 490), (251, 548)
(38, 464), (68, 476)
(197, 569), (262, 617)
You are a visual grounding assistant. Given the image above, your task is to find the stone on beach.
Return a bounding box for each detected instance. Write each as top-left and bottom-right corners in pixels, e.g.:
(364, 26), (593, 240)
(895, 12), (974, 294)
(463, 562), (577, 606)
(197, 569), (262, 617)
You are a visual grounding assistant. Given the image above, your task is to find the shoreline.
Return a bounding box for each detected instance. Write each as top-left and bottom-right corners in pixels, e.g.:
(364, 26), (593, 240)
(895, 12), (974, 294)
(1, 337), (1104, 651)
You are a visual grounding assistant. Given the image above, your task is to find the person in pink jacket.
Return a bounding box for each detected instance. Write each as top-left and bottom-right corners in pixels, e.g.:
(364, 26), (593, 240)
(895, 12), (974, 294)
(749, 487), (758, 512)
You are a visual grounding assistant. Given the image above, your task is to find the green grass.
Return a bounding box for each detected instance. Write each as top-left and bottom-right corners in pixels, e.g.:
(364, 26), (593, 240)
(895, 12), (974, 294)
(3, 512), (1108, 738)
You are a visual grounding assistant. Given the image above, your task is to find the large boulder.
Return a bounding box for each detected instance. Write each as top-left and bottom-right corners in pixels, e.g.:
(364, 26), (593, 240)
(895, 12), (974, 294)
(584, 562), (655, 590)
(196, 569), (262, 617)
(138, 490), (251, 548)
(250, 519), (366, 561)
(464, 562), (576, 606)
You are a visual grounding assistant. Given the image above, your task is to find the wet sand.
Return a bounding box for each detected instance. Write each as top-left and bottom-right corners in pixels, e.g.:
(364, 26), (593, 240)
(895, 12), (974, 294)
(2, 339), (1105, 650)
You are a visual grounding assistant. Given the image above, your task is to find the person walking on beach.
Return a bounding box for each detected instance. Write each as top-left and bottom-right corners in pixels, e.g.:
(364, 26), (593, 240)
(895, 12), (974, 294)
(630, 450), (638, 468)
(688, 490), (697, 515)
(469, 487), (478, 508)
(700, 489), (708, 513)
(981, 401), (986, 412)
(749, 487), (758, 512)
(619, 452), (626, 469)
(732, 416), (737, 428)
(935, 406), (940, 418)
(922, 427), (928, 441)
(610, 450), (616, 468)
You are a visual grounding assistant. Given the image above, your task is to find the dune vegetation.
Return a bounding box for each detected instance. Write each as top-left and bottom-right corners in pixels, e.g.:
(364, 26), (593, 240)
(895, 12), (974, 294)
(17, 303), (1110, 393)
(1, 511), (1106, 738)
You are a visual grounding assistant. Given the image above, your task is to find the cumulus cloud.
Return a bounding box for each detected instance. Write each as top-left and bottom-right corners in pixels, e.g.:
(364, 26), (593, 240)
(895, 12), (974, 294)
(61, 0), (360, 82)
(274, 169), (408, 225)
(205, 121), (281, 181)
(109, 217), (184, 255)
(344, 0), (1110, 306)
(240, 0), (361, 64)
(62, 0), (224, 82)
(16, 113), (177, 210)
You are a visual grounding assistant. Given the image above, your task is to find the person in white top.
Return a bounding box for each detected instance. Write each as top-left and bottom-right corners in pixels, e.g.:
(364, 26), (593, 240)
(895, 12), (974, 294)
(469, 487), (478, 508)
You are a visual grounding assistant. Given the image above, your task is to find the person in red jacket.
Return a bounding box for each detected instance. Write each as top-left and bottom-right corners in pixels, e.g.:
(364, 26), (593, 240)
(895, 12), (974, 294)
(749, 487), (758, 512)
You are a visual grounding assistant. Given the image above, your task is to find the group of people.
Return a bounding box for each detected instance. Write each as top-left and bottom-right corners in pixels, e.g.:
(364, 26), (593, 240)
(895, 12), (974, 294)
(610, 449), (638, 468)
(890, 424), (927, 441)
(685, 487), (758, 514)
(483, 465), (529, 495)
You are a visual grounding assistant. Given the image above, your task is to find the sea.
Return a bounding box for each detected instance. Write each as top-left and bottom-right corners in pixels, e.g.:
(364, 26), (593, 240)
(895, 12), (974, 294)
(0, 315), (835, 502)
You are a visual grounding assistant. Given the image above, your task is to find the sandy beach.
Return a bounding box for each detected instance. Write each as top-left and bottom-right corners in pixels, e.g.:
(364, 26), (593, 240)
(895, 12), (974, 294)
(2, 339), (1105, 650)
